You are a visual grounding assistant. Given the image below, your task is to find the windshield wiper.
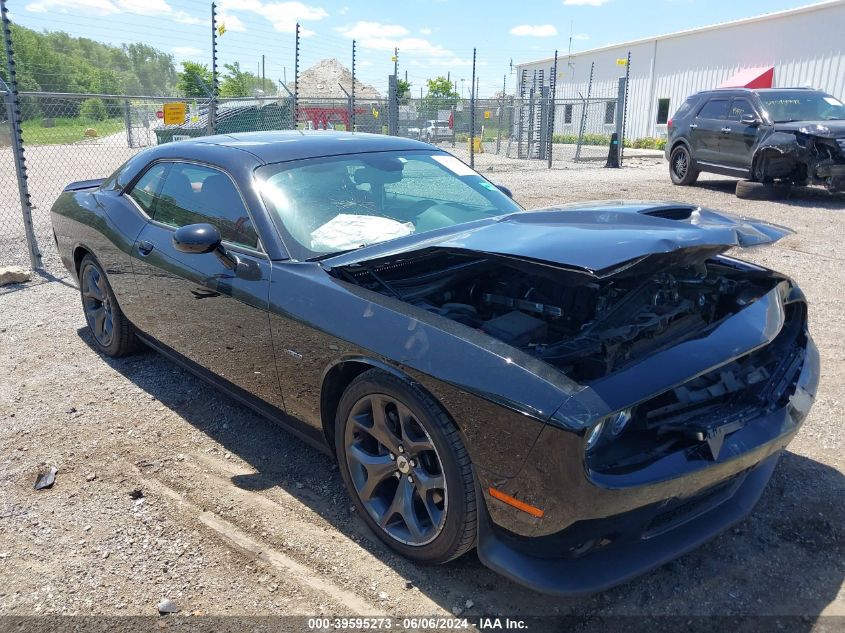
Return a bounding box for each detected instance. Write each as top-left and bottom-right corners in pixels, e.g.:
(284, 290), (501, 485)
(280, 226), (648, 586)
(307, 249), (358, 261)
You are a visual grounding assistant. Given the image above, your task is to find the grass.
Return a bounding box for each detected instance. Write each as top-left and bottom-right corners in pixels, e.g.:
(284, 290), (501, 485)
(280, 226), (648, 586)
(20, 117), (125, 146)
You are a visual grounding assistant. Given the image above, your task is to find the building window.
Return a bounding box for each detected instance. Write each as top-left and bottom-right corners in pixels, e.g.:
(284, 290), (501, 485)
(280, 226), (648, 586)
(604, 101), (616, 125)
(564, 104), (573, 124)
(656, 98), (671, 125)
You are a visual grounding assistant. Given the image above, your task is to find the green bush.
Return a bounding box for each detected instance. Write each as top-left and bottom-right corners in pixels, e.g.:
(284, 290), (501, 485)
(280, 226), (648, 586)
(551, 133), (666, 150)
(79, 98), (108, 122)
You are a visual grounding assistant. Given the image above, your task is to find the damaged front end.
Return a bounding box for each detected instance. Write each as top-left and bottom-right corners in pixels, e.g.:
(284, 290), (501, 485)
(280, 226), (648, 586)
(755, 124), (845, 191)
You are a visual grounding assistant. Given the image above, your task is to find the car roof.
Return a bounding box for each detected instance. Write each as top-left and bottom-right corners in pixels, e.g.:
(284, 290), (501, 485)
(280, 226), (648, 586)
(693, 87), (825, 97)
(178, 130), (435, 165)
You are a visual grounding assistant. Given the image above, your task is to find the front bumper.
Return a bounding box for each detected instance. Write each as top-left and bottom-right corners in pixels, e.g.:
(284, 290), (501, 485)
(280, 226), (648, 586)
(477, 451), (779, 596)
(474, 326), (819, 596)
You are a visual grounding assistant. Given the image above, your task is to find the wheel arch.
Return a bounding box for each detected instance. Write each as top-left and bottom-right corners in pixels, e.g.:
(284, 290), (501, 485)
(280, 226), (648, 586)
(72, 243), (96, 277)
(319, 355), (448, 454)
(670, 137), (692, 157)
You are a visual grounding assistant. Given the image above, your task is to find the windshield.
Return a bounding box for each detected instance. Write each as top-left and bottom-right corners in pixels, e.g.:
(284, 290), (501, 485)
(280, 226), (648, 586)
(256, 150), (522, 260)
(759, 92), (845, 122)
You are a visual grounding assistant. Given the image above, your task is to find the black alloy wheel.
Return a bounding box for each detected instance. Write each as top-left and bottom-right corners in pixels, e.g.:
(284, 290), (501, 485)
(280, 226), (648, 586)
(335, 369), (476, 563)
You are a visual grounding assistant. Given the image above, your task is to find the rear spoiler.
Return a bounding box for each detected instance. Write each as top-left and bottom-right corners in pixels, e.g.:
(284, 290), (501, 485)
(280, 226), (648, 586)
(63, 178), (105, 192)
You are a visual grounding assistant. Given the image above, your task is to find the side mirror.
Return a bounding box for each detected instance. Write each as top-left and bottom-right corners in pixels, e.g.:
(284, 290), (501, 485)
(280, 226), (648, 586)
(173, 223), (240, 271)
(172, 223), (221, 254)
(495, 184), (514, 199)
(740, 113), (762, 127)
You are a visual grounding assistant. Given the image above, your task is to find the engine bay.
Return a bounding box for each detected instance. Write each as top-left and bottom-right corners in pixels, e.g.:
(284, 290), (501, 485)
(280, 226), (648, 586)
(335, 250), (779, 382)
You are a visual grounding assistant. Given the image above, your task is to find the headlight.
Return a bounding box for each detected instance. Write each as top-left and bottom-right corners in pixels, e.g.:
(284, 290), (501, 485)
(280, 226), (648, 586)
(607, 408), (632, 438)
(585, 420), (605, 452)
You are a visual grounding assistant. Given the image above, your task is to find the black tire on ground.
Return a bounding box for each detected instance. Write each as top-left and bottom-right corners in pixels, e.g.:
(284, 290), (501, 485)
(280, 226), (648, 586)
(78, 254), (140, 357)
(669, 144), (700, 186)
(735, 179), (792, 200)
(335, 369), (477, 564)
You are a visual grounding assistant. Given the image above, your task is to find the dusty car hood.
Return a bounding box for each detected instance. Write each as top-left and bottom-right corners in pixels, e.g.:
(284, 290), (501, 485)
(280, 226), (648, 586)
(322, 201), (792, 277)
(773, 120), (845, 137)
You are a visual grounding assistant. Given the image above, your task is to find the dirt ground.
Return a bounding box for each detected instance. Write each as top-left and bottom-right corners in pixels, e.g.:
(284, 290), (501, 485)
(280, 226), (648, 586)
(1, 157), (844, 630)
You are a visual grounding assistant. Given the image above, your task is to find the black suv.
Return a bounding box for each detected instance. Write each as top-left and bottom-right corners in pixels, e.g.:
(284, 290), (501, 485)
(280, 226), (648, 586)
(666, 88), (845, 198)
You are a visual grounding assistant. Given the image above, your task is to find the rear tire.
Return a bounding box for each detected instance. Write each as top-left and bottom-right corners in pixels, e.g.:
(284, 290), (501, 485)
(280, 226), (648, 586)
(79, 254), (139, 357)
(335, 369), (476, 564)
(669, 144), (700, 185)
(735, 179), (791, 200)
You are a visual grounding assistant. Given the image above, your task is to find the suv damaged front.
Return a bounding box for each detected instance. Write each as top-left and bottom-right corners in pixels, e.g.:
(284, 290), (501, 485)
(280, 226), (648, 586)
(324, 201), (819, 594)
(755, 92), (845, 191)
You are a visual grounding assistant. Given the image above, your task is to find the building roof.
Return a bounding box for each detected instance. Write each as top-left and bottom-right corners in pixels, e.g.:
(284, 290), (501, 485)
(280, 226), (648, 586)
(517, 0), (845, 66)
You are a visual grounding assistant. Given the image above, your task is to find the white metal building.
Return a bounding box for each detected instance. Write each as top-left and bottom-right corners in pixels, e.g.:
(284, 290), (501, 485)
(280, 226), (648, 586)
(516, 0), (845, 140)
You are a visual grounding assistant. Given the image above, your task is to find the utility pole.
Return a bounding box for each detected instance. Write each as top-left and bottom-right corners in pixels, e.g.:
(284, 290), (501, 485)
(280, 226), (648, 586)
(262, 54), (265, 91)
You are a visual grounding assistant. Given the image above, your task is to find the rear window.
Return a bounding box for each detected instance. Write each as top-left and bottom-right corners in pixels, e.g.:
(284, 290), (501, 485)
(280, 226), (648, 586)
(672, 97), (699, 121)
(697, 99), (729, 120)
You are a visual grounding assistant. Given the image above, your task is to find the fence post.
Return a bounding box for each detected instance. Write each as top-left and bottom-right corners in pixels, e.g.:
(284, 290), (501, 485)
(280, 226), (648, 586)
(294, 22), (300, 126)
(620, 51), (631, 166)
(469, 48), (476, 168)
(614, 76), (626, 151)
(575, 62), (594, 162)
(350, 40), (356, 132)
(123, 99), (134, 148)
(210, 2), (219, 135)
(547, 50), (558, 169)
(1, 1), (41, 270)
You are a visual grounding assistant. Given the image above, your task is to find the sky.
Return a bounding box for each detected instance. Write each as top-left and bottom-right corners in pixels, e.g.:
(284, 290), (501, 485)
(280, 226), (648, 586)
(9, 0), (828, 97)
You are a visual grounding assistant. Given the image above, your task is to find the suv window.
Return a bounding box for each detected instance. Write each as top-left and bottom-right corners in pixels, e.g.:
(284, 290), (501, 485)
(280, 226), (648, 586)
(154, 163), (259, 250)
(697, 99), (729, 120)
(127, 163), (168, 216)
(728, 98), (756, 121)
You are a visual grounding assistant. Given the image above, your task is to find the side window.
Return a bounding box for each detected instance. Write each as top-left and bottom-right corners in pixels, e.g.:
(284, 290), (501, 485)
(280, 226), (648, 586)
(154, 163), (259, 250)
(604, 101), (616, 125)
(127, 163), (169, 216)
(728, 98), (755, 121)
(697, 99), (729, 120)
(656, 98), (671, 124)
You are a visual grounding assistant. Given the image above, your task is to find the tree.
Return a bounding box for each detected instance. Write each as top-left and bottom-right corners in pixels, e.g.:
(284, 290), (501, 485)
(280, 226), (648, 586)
(80, 98), (108, 121)
(177, 61), (214, 98)
(220, 62), (253, 97)
(397, 78), (411, 101)
(425, 76), (459, 100)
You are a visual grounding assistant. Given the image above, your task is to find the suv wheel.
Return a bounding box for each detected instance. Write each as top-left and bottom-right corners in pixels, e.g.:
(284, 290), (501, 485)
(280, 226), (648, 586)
(669, 145), (700, 186)
(735, 179), (791, 200)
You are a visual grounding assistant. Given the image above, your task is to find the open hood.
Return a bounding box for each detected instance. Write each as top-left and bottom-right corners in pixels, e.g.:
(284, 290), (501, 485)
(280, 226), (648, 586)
(322, 201), (792, 278)
(773, 121), (845, 137)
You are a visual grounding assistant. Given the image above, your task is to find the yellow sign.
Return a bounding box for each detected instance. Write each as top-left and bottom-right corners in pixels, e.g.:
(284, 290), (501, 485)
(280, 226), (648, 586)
(217, 23), (227, 36)
(616, 58), (628, 66)
(484, 110), (491, 119)
(391, 56), (397, 62)
(372, 107), (379, 119)
(163, 102), (187, 126)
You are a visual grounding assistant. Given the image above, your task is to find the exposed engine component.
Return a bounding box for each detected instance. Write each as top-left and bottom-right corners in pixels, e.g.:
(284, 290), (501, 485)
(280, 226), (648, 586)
(338, 250), (777, 382)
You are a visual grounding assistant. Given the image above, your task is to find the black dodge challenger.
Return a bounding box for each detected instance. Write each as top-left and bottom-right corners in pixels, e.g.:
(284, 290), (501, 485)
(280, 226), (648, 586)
(51, 131), (819, 595)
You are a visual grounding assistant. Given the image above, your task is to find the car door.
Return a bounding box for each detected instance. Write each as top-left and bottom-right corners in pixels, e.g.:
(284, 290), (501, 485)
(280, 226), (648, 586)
(690, 98), (730, 164)
(721, 97), (764, 170)
(127, 161), (284, 411)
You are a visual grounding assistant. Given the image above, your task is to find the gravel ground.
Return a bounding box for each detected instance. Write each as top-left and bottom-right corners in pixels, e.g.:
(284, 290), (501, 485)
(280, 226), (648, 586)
(1, 156), (844, 628)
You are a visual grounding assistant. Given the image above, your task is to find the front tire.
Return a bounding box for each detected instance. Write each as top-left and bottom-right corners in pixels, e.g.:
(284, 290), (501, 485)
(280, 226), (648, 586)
(735, 179), (791, 200)
(669, 144), (700, 185)
(79, 254), (139, 357)
(335, 369), (476, 564)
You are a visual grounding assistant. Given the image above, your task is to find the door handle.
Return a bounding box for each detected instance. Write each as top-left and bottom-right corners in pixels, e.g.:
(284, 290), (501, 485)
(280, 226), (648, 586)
(721, 127), (732, 133)
(137, 240), (154, 256)
(689, 123), (698, 129)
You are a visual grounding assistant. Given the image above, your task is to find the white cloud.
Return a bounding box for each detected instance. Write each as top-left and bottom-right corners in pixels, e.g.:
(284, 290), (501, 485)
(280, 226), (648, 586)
(219, 0), (327, 33)
(218, 13), (246, 32)
(509, 24), (558, 37)
(25, 0), (203, 23)
(337, 21), (408, 40)
(173, 46), (202, 56)
(573, 33), (590, 40)
(419, 27), (432, 35)
(563, 0), (609, 5)
(338, 5), (349, 14)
